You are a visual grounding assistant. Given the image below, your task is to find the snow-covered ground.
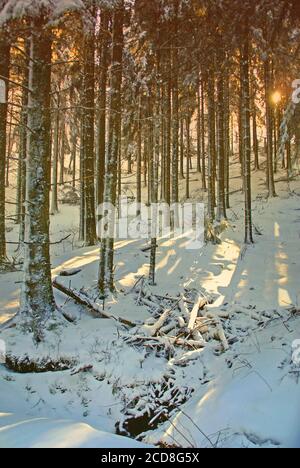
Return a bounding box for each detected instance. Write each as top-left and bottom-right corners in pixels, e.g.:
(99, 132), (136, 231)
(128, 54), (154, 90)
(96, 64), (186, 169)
(0, 158), (300, 448)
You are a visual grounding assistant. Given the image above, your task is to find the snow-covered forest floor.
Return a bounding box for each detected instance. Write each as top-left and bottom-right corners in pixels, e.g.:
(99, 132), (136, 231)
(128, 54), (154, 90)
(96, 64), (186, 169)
(1, 156), (300, 448)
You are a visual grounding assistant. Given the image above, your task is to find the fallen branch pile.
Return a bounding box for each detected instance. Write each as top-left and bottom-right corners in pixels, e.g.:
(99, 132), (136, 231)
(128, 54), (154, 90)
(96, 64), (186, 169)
(123, 282), (232, 356)
(123, 282), (296, 357)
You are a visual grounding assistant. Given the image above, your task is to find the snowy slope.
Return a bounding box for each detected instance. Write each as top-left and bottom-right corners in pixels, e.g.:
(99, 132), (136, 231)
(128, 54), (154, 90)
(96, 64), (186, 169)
(0, 414), (148, 448)
(1, 162), (300, 448)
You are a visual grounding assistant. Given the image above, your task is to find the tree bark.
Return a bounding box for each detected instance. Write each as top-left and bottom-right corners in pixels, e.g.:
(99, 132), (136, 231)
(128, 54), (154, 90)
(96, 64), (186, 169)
(207, 73), (216, 222)
(264, 59), (276, 198)
(216, 59), (227, 221)
(97, 10), (109, 208)
(0, 33), (9, 264)
(99, 1), (124, 294)
(241, 35), (254, 244)
(50, 96), (60, 215)
(20, 15), (56, 341)
(82, 8), (97, 245)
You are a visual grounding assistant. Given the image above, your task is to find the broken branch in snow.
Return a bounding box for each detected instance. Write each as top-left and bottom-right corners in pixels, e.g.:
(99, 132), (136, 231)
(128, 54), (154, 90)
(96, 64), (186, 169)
(70, 365), (93, 376)
(6, 234), (72, 246)
(187, 295), (208, 331)
(58, 268), (82, 277)
(126, 275), (145, 295)
(53, 279), (137, 328)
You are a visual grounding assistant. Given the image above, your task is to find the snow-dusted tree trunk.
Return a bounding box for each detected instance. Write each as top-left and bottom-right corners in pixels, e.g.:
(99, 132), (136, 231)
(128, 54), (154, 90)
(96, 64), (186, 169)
(20, 15), (56, 341)
(224, 69), (230, 209)
(197, 79), (202, 173)
(171, 0), (179, 203)
(252, 104), (259, 170)
(0, 32), (9, 264)
(241, 33), (254, 244)
(98, 0), (124, 294)
(216, 56), (227, 222)
(264, 59), (276, 198)
(136, 95), (142, 211)
(16, 42), (29, 244)
(97, 9), (109, 208)
(207, 72), (216, 222)
(50, 96), (60, 215)
(200, 79), (207, 191)
(185, 114), (190, 199)
(149, 52), (161, 286)
(82, 7), (97, 246)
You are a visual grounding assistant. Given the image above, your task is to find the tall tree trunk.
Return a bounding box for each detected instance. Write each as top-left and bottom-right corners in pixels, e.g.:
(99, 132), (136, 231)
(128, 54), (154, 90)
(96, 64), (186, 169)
(241, 35), (254, 244)
(216, 60), (227, 221)
(79, 117), (85, 241)
(20, 16), (56, 341)
(0, 34), (9, 264)
(171, 0), (179, 203)
(186, 114), (190, 199)
(17, 41), (29, 243)
(97, 10), (109, 208)
(253, 106), (259, 170)
(207, 73), (216, 222)
(264, 59), (276, 198)
(50, 97), (60, 215)
(6, 91), (13, 187)
(197, 80), (202, 173)
(224, 68), (230, 209)
(99, 1), (124, 294)
(165, 59), (171, 205)
(82, 9), (97, 246)
(149, 51), (161, 286)
(179, 117), (184, 180)
(200, 79), (207, 191)
(136, 96), (142, 214)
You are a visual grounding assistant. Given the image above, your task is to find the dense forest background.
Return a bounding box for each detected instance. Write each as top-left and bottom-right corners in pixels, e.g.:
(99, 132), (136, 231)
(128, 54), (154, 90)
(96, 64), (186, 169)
(0, 0), (300, 448)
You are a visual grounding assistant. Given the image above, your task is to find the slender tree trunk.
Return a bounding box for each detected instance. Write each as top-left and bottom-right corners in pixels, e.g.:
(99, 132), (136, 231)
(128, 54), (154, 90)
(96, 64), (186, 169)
(179, 117), (184, 180)
(6, 92), (13, 188)
(207, 73), (216, 222)
(20, 16), (56, 341)
(186, 114), (190, 199)
(197, 81), (202, 173)
(136, 96), (142, 214)
(216, 61), (227, 221)
(16, 81), (27, 225)
(241, 35), (254, 244)
(171, 1), (179, 203)
(97, 10), (109, 208)
(79, 117), (85, 241)
(59, 112), (65, 186)
(253, 106), (259, 170)
(99, 1), (124, 294)
(200, 79), (207, 191)
(224, 68), (230, 209)
(264, 60), (276, 198)
(0, 34), (9, 264)
(17, 42), (29, 243)
(83, 10), (97, 246)
(165, 60), (171, 205)
(50, 97), (60, 215)
(149, 52), (161, 286)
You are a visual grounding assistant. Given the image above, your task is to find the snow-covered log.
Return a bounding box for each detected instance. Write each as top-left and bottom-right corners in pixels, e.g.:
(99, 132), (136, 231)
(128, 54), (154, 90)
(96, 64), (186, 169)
(53, 279), (137, 328)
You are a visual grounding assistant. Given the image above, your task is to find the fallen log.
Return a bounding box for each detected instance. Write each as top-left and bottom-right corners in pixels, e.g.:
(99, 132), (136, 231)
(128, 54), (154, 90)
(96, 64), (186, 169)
(214, 319), (229, 351)
(140, 307), (174, 337)
(178, 297), (190, 324)
(187, 295), (208, 331)
(126, 335), (206, 349)
(53, 279), (137, 328)
(59, 268), (82, 277)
